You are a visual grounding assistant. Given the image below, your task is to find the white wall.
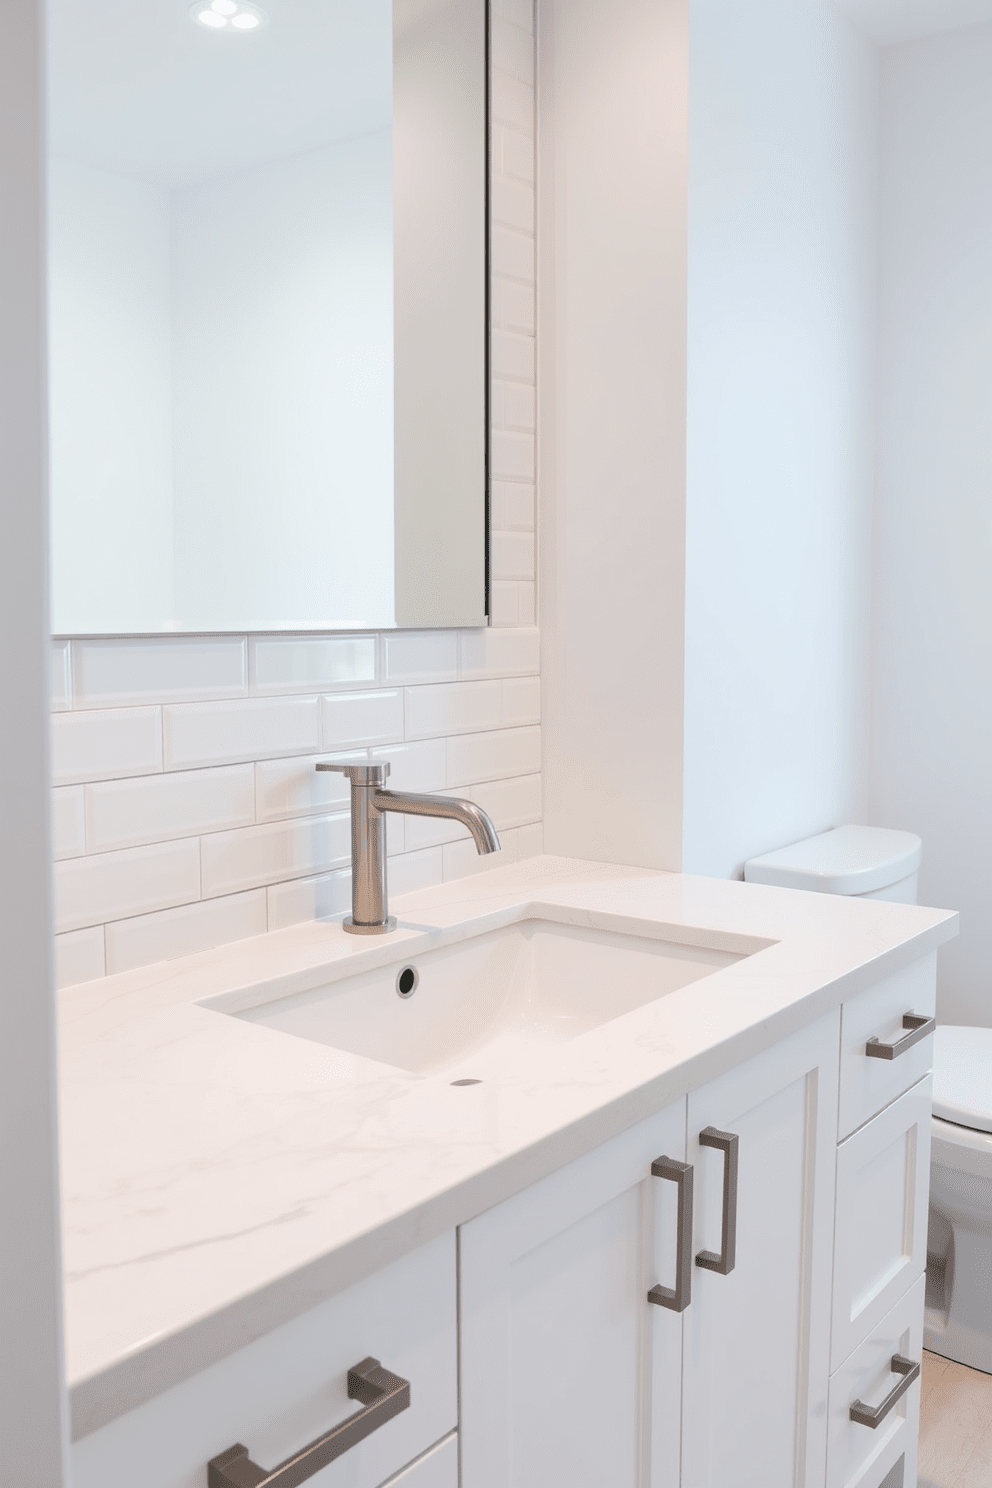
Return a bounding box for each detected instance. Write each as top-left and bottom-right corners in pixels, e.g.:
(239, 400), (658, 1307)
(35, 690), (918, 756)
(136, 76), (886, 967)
(682, 0), (877, 878)
(538, 0), (688, 870)
(540, 0), (876, 877)
(48, 157), (175, 632)
(870, 20), (992, 1026)
(52, 3), (539, 989)
(171, 131), (396, 631)
(0, 1), (70, 1478)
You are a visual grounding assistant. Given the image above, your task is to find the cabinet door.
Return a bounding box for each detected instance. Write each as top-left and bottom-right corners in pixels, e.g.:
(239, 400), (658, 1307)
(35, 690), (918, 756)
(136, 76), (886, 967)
(459, 1098), (687, 1488)
(832, 1077), (932, 1370)
(681, 1012), (840, 1488)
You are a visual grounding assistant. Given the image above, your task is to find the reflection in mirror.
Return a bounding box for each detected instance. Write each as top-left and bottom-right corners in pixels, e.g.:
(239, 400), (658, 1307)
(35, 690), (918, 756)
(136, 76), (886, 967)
(47, 0), (487, 635)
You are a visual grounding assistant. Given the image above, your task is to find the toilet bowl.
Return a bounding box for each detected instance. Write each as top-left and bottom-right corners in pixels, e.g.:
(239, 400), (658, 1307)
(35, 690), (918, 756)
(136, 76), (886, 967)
(925, 1025), (992, 1374)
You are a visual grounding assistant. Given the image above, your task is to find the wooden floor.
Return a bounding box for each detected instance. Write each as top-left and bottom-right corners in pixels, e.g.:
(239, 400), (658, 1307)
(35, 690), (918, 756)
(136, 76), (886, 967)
(919, 1349), (992, 1488)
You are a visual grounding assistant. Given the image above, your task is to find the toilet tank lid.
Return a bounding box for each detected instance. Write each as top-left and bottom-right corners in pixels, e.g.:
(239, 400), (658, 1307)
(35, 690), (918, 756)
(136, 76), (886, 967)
(934, 1026), (992, 1134)
(743, 825), (922, 896)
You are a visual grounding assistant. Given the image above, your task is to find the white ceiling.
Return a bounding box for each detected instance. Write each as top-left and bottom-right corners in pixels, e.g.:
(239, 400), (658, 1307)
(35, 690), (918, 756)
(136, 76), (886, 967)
(47, 0), (393, 188)
(834, 0), (992, 44)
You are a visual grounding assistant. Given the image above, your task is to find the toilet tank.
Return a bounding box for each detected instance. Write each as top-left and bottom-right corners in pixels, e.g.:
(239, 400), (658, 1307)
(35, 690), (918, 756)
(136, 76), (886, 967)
(743, 825), (922, 905)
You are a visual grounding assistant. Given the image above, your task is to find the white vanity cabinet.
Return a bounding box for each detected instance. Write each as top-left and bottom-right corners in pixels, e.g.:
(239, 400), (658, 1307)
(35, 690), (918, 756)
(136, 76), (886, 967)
(68, 952), (940, 1488)
(460, 1013), (841, 1488)
(71, 1234), (459, 1488)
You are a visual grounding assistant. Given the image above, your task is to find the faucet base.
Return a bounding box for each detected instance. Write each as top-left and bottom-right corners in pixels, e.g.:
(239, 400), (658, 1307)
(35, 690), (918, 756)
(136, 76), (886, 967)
(342, 916), (397, 936)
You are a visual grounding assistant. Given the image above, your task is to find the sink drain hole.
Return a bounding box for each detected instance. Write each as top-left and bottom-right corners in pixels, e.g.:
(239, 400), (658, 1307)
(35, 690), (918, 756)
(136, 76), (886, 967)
(395, 965), (419, 999)
(451, 1078), (482, 1087)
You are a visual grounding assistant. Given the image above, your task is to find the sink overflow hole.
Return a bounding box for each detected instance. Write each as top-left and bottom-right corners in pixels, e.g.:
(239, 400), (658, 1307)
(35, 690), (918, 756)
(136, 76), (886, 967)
(395, 965), (419, 999)
(451, 1078), (482, 1087)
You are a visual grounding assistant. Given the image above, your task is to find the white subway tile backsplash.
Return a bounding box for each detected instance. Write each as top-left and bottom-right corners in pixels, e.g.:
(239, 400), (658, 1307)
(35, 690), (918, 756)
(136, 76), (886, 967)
(389, 848), (445, 902)
(45, 32), (540, 983)
(492, 329), (535, 383)
(502, 383), (536, 432)
(499, 482), (535, 530)
(381, 631), (459, 684)
(492, 434), (535, 486)
(458, 626), (539, 680)
(491, 17), (534, 83)
(446, 726), (541, 788)
(502, 675), (541, 727)
(443, 826), (521, 881)
(405, 680), (502, 740)
(51, 641), (72, 711)
(267, 869), (352, 931)
(490, 582), (520, 627)
(471, 773), (542, 830)
(321, 690), (404, 750)
(249, 635), (376, 695)
(200, 813), (350, 898)
(85, 765), (255, 853)
(164, 696), (320, 770)
(492, 177), (534, 234)
(517, 821), (544, 860)
(492, 530), (537, 582)
(492, 0), (533, 34)
(501, 279), (535, 334)
(105, 891), (267, 977)
(370, 738), (447, 792)
(500, 125), (535, 185)
(72, 637), (247, 707)
(55, 927), (105, 989)
(52, 707), (163, 786)
(403, 798), (473, 853)
(491, 226), (534, 284)
(55, 839), (201, 933)
(491, 72), (534, 134)
(517, 582), (536, 626)
(255, 754), (353, 823)
(52, 786), (85, 860)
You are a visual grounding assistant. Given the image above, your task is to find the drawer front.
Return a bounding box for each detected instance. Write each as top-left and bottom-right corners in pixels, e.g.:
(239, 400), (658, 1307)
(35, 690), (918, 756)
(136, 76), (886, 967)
(385, 1433), (457, 1487)
(839, 953), (936, 1140)
(72, 1232), (457, 1488)
(827, 1274), (924, 1488)
(832, 1077), (932, 1370)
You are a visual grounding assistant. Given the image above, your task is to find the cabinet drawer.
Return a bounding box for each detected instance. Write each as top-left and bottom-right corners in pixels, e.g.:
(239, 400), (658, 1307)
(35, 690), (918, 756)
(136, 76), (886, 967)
(72, 1232), (457, 1488)
(839, 953), (936, 1140)
(386, 1433), (457, 1487)
(827, 1274), (924, 1488)
(832, 1078), (931, 1370)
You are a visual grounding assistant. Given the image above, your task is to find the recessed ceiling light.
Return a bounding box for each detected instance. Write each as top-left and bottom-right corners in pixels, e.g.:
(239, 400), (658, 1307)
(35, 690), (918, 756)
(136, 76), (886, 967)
(190, 1), (268, 32)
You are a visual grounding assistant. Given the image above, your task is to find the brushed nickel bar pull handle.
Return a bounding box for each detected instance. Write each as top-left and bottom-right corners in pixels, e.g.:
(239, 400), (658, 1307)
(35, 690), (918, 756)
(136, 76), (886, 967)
(695, 1127), (738, 1276)
(648, 1156), (693, 1312)
(849, 1355), (920, 1428)
(865, 1013), (935, 1061)
(207, 1357), (410, 1488)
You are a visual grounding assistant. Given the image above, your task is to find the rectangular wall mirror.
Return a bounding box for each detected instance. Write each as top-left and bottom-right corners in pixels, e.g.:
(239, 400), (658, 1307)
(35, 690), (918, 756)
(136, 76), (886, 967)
(47, 0), (489, 635)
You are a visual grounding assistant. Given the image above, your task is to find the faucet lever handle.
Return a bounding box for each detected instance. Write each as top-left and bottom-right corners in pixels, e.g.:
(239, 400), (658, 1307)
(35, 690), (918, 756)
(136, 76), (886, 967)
(316, 760), (390, 786)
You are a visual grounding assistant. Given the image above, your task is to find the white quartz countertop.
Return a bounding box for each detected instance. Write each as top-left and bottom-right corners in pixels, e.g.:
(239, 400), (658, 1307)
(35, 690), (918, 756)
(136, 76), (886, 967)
(59, 855), (957, 1439)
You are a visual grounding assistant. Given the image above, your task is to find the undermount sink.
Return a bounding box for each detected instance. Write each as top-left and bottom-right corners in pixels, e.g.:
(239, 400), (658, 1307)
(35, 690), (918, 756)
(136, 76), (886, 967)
(217, 915), (747, 1079)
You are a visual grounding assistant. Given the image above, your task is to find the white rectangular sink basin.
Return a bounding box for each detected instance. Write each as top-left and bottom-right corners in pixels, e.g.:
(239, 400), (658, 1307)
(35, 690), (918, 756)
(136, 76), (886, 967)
(219, 915), (747, 1079)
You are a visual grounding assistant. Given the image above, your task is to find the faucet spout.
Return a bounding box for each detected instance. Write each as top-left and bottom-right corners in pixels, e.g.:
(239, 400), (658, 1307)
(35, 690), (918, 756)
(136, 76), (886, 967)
(371, 789), (500, 855)
(315, 759), (501, 934)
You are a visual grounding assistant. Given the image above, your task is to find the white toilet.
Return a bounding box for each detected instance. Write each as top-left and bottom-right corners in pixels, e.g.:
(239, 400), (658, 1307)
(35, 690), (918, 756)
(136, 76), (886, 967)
(746, 824), (992, 1376)
(926, 1026), (992, 1373)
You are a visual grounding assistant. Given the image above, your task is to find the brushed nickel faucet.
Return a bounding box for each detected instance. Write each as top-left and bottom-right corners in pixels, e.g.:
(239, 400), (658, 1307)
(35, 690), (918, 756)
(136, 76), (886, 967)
(317, 760), (500, 933)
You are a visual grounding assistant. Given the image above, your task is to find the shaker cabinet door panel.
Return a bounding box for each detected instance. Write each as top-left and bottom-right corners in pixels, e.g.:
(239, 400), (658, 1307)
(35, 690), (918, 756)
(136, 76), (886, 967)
(459, 1098), (687, 1488)
(681, 1012), (840, 1488)
(832, 1076), (932, 1370)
